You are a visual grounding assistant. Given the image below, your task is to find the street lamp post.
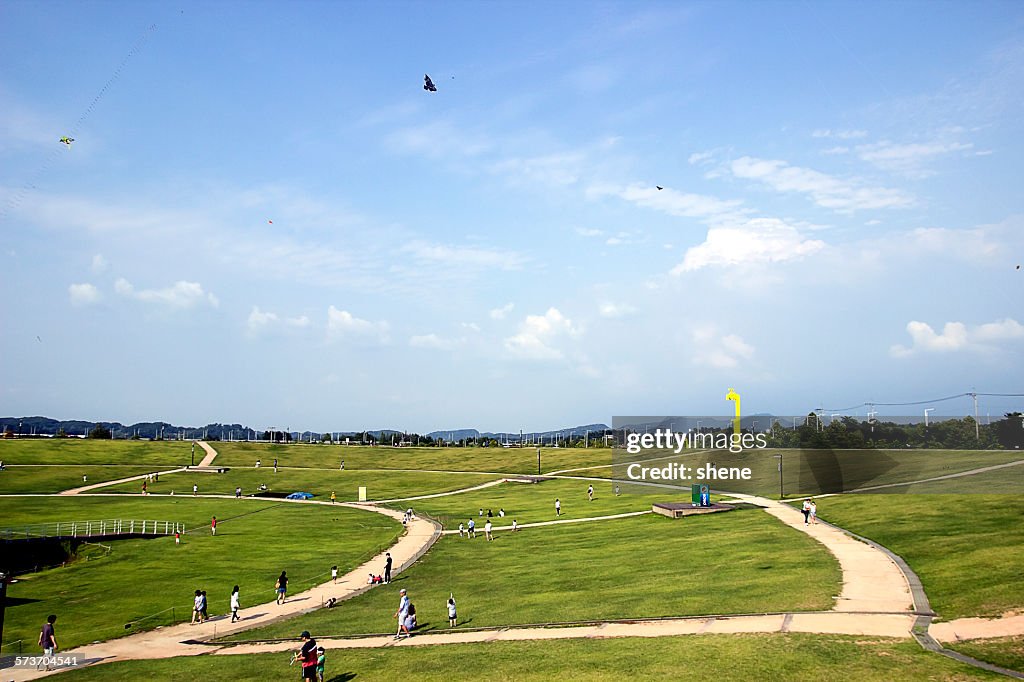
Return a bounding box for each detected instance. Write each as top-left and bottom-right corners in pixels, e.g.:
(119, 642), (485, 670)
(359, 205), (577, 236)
(773, 454), (783, 500)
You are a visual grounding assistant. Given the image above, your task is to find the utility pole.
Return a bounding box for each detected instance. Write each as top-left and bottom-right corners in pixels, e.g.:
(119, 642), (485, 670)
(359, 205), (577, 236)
(971, 392), (980, 441)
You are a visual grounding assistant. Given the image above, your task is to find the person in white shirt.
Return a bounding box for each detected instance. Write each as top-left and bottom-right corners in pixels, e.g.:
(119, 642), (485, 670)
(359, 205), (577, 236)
(484, 519), (493, 541)
(230, 585), (240, 622)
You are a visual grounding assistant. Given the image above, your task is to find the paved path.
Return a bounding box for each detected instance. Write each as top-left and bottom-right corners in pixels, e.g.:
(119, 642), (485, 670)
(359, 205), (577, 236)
(440, 510), (653, 535)
(196, 441), (218, 467)
(6, 504), (439, 682)
(215, 612), (918, 657)
(931, 613), (1024, 642)
(845, 458), (1024, 493)
(724, 493), (913, 613)
(57, 467), (187, 496)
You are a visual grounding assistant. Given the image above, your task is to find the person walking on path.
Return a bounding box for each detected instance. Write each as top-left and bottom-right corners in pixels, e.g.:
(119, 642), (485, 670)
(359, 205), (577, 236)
(512, 519), (518, 532)
(331, 565), (338, 584)
(276, 571), (289, 605)
(191, 590), (203, 624)
(330, 491), (336, 504)
(211, 516), (217, 536)
(555, 498), (561, 516)
(230, 585), (240, 623)
(588, 484), (594, 502)
(394, 589), (411, 639)
(384, 552), (393, 583)
(294, 631), (318, 680)
(467, 518), (476, 538)
(273, 458), (278, 473)
(200, 591), (208, 622)
(447, 596), (457, 627)
(38, 615), (57, 671)
(340, 460), (345, 470)
(810, 499), (818, 525)
(193, 483), (198, 496)
(802, 498), (812, 526)
(458, 522), (465, 537)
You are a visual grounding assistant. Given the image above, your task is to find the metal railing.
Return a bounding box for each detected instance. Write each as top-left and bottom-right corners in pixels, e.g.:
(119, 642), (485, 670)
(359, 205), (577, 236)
(0, 519), (184, 541)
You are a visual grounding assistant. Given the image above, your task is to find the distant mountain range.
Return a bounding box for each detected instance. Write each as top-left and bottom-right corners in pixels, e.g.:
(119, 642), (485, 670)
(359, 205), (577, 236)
(0, 416), (612, 442)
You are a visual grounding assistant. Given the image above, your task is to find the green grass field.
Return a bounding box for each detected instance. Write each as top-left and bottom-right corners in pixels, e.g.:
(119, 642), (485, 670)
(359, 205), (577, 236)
(581, 448), (1024, 494)
(230, 510), (839, 641)
(210, 441), (617, 475)
(0, 497), (400, 651)
(0, 439), (195, 465)
(809, 494), (1024, 619)
(97, 467), (499, 501)
(386, 477), (692, 527)
(948, 636), (1024, 674)
(0, 465), (169, 494)
(53, 634), (1001, 681)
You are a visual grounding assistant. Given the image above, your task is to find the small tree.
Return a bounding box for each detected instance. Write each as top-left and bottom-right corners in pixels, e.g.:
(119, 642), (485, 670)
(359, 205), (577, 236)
(89, 424), (111, 439)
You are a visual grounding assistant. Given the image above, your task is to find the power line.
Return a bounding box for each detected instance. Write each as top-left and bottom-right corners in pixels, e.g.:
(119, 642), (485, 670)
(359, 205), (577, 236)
(823, 391), (1022, 413)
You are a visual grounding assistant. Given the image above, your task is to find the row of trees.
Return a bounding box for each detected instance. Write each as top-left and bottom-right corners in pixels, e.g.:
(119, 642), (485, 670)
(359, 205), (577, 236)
(762, 413), (1022, 450)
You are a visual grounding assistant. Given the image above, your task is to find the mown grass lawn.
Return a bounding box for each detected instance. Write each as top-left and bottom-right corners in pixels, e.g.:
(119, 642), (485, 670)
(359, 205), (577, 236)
(55, 633), (1001, 681)
(98, 467), (499, 501)
(231, 509), (839, 641)
(0, 497), (400, 651)
(948, 636), (1024, 675)
(0, 438), (195, 466)
(0, 465), (166, 494)
(806, 494), (1024, 619)
(387, 477), (694, 527)
(211, 441), (616, 475)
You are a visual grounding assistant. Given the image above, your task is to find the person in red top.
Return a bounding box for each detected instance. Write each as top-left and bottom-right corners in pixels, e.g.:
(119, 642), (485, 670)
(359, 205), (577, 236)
(211, 516), (217, 536)
(294, 631), (318, 680)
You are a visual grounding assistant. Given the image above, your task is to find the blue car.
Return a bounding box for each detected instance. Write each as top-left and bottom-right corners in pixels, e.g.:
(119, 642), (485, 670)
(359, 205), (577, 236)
(286, 492), (314, 500)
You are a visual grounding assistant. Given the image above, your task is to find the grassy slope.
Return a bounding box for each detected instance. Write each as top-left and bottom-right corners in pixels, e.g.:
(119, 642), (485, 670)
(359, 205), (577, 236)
(55, 634), (1001, 681)
(0, 439), (195, 465)
(0, 465), (165, 494)
(948, 636), (1024, 675)
(809, 494), (1024, 619)
(232, 510), (840, 641)
(98, 468), (499, 501)
(0, 497), (400, 651)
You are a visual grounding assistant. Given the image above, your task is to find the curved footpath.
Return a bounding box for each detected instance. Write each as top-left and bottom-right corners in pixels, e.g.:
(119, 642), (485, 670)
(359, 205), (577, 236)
(7, 446), (1024, 680)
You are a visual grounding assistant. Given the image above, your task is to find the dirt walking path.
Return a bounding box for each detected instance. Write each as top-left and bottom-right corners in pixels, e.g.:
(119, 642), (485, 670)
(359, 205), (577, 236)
(5, 504), (439, 682)
(724, 493), (913, 613)
(195, 441), (218, 467)
(931, 613), (1024, 642)
(215, 611), (918, 657)
(57, 467), (187, 496)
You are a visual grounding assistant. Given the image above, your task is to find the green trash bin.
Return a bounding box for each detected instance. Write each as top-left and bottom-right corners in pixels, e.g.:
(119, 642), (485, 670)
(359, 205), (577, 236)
(691, 484), (710, 507)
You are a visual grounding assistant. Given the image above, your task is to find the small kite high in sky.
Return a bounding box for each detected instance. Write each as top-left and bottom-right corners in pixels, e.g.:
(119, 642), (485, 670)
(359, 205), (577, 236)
(656, 186), (663, 191)
(59, 136), (74, 147)
(423, 74), (437, 92)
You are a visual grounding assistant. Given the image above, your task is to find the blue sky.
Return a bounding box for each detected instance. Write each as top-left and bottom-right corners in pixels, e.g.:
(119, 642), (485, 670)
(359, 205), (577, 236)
(2, 0), (1022, 432)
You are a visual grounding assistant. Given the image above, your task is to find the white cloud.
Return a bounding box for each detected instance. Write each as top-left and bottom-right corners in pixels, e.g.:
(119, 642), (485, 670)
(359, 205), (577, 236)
(247, 306), (310, 333)
(575, 227), (604, 238)
(504, 307), (581, 360)
(821, 146), (849, 155)
(908, 226), (1000, 261)
(598, 302), (636, 318)
(812, 129), (868, 139)
(114, 278), (219, 308)
(688, 150), (716, 165)
(691, 326), (755, 369)
(409, 333), (463, 351)
(730, 156), (913, 211)
(890, 318), (1024, 357)
(856, 140), (973, 177)
(401, 240), (525, 271)
(487, 151), (584, 187)
(68, 283), (101, 306)
(326, 306), (389, 344)
(490, 302), (515, 320)
(90, 254), (109, 273)
(672, 218), (825, 273)
(461, 322), (481, 332)
(587, 182), (746, 221)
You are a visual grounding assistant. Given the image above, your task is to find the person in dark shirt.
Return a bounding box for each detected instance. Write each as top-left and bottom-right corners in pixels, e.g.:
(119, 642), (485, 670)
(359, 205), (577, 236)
(276, 571), (288, 604)
(384, 552), (393, 583)
(39, 614), (57, 670)
(295, 631), (318, 680)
